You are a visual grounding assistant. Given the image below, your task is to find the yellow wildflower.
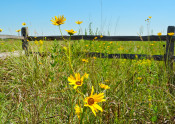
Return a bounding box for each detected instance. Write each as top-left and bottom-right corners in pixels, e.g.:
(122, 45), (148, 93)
(105, 80), (109, 82)
(85, 45), (88, 47)
(74, 104), (82, 118)
(63, 46), (67, 51)
(0, 29), (3, 32)
(118, 47), (124, 50)
(168, 32), (174, 36)
(107, 46), (110, 48)
(50, 15), (66, 26)
(99, 83), (110, 89)
(100, 35), (103, 38)
(1, 43), (4, 45)
(137, 77), (142, 80)
(84, 86), (106, 116)
(48, 78), (52, 82)
(82, 59), (88, 63)
(39, 40), (43, 45)
(34, 41), (38, 45)
(93, 57), (96, 59)
(75, 21), (83, 25)
(22, 22), (26, 26)
(94, 37), (97, 40)
(65, 29), (77, 35)
(150, 44), (154, 46)
(16, 29), (21, 32)
(39, 62), (42, 65)
(148, 16), (152, 19)
(157, 32), (162, 36)
(68, 73), (89, 89)
(110, 42), (113, 44)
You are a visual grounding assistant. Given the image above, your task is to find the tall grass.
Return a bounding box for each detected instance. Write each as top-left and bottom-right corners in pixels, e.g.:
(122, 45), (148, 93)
(0, 37), (174, 123)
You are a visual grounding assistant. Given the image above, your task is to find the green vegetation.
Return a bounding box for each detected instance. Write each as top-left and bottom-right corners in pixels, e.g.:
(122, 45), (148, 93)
(0, 38), (174, 123)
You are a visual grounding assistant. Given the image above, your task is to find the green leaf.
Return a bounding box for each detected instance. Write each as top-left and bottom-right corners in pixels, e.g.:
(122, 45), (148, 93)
(151, 115), (157, 122)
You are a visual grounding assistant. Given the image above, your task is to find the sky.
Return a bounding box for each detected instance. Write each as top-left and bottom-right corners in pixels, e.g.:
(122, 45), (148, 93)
(0, 0), (175, 36)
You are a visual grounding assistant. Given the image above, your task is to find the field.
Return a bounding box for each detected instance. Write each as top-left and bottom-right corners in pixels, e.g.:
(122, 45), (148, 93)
(0, 37), (175, 123)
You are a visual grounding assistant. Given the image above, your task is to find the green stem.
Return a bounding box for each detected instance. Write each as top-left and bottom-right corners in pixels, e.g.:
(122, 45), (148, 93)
(68, 35), (75, 74)
(80, 107), (86, 124)
(59, 25), (65, 41)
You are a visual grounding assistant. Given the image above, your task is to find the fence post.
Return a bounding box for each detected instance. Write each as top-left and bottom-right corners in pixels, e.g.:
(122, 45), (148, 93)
(165, 26), (175, 93)
(21, 27), (28, 53)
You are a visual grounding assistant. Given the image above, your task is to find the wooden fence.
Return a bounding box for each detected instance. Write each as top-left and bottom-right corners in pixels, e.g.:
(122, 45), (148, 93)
(0, 26), (175, 71)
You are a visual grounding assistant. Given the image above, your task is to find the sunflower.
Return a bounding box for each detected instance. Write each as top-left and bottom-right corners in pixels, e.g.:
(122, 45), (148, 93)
(16, 29), (21, 32)
(0, 29), (3, 32)
(168, 32), (174, 36)
(22, 23), (26, 26)
(74, 104), (82, 118)
(84, 86), (106, 116)
(157, 32), (162, 36)
(68, 73), (88, 89)
(50, 15), (66, 26)
(65, 29), (77, 35)
(75, 21), (83, 25)
(99, 83), (110, 89)
(82, 59), (88, 63)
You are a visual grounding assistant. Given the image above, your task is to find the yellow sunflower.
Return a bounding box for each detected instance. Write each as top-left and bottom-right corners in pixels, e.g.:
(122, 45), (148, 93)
(16, 29), (21, 32)
(94, 37), (97, 40)
(68, 73), (89, 89)
(157, 32), (162, 36)
(22, 22), (26, 26)
(99, 83), (110, 89)
(82, 59), (88, 63)
(75, 21), (83, 25)
(84, 86), (106, 116)
(65, 29), (77, 35)
(0, 29), (3, 32)
(74, 104), (82, 118)
(50, 15), (66, 26)
(168, 32), (174, 36)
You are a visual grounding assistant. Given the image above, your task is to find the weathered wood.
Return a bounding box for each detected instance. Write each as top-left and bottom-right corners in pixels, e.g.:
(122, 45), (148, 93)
(77, 52), (173, 61)
(0, 35), (24, 40)
(21, 27), (28, 51)
(165, 26), (175, 69)
(27, 35), (169, 41)
(165, 26), (175, 94)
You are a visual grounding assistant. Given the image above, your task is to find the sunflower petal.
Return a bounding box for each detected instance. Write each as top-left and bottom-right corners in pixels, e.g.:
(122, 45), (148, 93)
(73, 85), (78, 89)
(93, 104), (103, 112)
(68, 76), (76, 83)
(91, 86), (94, 96)
(89, 105), (96, 116)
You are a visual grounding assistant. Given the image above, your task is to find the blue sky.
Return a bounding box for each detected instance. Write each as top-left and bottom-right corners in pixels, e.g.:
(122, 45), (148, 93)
(0, 0), (175, 36)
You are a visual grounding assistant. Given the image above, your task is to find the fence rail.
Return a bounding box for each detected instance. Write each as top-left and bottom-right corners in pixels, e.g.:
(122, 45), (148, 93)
(0, 26), (175, 70)
(28, 35), (170, 41)
(0, 26), (174, 93)
(0, 35), (24, 40)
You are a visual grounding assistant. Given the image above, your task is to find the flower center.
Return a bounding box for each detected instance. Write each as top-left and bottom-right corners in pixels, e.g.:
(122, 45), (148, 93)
(88, 98), (94, 105)
(76, 81), (81, 85)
